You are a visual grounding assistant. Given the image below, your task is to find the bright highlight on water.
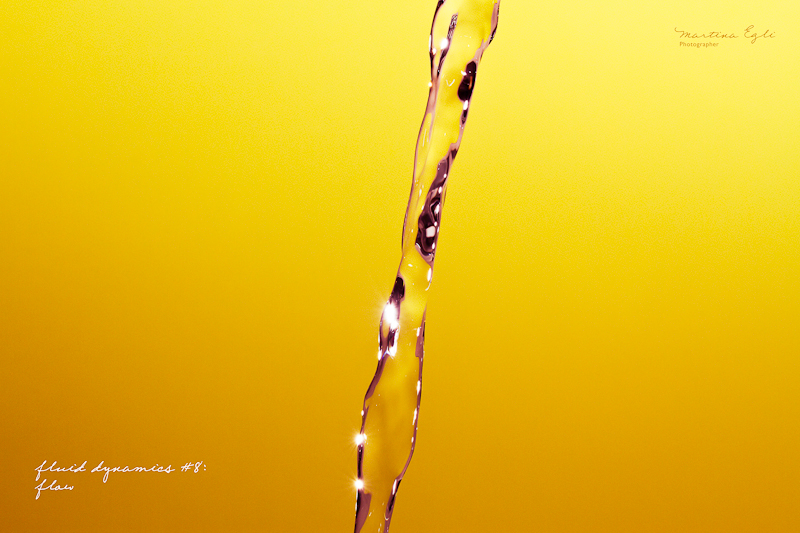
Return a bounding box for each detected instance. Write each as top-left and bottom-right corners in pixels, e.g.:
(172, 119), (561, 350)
(354, 1), (500, 531)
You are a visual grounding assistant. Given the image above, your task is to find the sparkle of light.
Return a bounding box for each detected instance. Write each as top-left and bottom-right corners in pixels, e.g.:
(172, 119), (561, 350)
(383, 303), (398, 328)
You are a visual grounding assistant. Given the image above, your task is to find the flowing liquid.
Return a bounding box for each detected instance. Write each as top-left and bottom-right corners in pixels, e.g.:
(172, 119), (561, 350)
(354, 2), (500, 531)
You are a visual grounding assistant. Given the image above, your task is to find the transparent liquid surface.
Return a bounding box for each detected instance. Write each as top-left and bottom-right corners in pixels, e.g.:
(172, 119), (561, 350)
(354, 2), (500, 531)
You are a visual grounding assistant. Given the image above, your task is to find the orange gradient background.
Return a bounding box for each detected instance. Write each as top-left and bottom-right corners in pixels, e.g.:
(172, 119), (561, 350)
(1, 1), (798, 531)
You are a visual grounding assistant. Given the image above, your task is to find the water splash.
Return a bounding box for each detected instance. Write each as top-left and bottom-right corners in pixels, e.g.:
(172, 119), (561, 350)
(354, 1), (500, 531)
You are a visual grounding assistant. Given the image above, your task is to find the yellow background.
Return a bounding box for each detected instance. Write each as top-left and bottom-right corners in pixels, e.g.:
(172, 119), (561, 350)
(1, 0), (798, 531)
